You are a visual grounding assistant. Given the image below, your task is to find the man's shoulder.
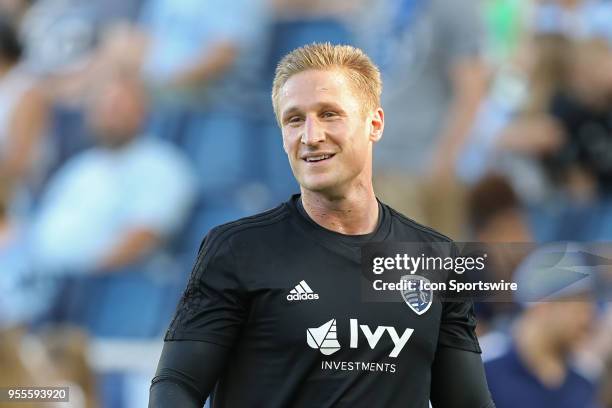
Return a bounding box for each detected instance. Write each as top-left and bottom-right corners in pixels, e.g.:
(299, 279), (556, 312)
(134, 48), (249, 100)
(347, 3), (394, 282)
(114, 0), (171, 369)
(384, 202), (453, 243)
(484, 347), (515, 368)
(485, 346), (596, 398)
(202, 203), (292, 251)
(46, 148), (108, 190)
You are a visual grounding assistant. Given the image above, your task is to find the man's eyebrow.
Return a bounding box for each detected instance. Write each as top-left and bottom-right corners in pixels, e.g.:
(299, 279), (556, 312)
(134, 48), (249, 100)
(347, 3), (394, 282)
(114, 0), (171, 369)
(281, 102), (344, 120)
(316, 102), (343, 111)
(281, 106), (300, 119)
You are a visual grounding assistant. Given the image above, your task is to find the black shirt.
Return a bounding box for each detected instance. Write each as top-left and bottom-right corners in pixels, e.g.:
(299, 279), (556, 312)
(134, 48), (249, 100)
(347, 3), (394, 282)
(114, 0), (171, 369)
(165, 195), (481, 407)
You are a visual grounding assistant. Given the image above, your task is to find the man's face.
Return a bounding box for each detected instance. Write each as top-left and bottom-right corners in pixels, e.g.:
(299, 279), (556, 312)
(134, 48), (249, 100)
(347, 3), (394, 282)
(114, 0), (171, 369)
(540, 300), (595, 352)
(277, 69), (383, 196)
(88, 79), (146, 148)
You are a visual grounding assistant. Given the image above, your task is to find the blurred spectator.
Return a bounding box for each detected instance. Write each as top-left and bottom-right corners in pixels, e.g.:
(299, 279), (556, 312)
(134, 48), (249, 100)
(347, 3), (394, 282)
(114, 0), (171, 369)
(1, 172), (88, 407)
(32, 73), (195, 274)
(14, 0), (145, 168)
(466, 174), (532, 305)
(459, 34), (570, 200)
(466, 174), (531, 361)
(356, 0), (488, 238)
(485, 250), (598, 408)
(30, 73), (195, 408)
(461, 0), (612, 180)
(460, 31), (612, 241)
(0, 14), (49, 214)
(96, 0), (272, 253)
(547, 38), (612, 199)
(505, 35), (612, 241)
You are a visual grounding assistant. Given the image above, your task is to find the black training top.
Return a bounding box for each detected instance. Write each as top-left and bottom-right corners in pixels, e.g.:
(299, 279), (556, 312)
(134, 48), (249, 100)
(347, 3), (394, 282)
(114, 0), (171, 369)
(165, 195), (481, 407)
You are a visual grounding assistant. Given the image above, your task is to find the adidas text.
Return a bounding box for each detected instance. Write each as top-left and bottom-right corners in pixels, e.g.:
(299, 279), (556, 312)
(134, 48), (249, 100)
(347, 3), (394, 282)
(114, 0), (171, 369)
(287, 293), (320, 301)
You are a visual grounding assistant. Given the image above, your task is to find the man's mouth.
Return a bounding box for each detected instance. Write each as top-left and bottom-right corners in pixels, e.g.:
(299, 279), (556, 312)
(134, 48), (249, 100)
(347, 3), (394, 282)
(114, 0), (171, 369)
(303, 154), (335, 163)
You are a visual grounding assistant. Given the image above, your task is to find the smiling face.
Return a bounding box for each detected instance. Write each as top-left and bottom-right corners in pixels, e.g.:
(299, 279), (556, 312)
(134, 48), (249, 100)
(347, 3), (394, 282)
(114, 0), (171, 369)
(278, 69), (383, 197)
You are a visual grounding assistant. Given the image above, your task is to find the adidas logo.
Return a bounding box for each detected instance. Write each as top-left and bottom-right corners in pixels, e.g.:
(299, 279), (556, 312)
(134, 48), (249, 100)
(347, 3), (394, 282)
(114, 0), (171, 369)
(287, 280), (319, 301)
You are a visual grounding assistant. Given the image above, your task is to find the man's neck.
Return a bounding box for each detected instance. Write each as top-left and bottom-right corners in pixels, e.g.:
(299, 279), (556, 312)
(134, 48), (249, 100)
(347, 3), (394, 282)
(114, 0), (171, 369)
(300, 184), (379, 235)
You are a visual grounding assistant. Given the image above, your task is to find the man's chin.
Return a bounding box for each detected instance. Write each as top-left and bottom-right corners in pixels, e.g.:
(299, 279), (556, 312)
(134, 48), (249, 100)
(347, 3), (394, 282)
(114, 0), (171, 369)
(299, 178), (352, 199)
(298, 177), (338, 194)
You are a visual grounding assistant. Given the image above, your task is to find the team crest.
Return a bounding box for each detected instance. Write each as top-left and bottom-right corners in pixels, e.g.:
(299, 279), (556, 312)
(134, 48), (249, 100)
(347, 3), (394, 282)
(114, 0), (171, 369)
(400, 275), (433, 315)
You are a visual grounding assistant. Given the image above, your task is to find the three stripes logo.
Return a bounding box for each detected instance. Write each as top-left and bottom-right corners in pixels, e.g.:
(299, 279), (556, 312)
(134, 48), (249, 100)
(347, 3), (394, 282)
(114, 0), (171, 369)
(287, 280), (319, 301)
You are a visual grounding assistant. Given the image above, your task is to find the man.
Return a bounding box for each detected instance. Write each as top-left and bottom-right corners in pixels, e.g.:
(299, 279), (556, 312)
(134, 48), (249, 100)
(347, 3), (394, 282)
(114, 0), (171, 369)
(485, 298), (596, 408)
(32, 73), (196, 406)
(98, 0), (270, 253)
(485, 243), (597, 408)
(485, 239), (601, 408)
(465, 174), (532, 363)
(32, 74), (195, 274)
(149, 43), (494, 408)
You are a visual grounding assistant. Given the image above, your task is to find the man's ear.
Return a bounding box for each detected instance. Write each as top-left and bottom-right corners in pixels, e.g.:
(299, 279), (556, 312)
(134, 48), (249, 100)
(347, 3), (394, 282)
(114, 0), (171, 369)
(369, 107), (384, 143)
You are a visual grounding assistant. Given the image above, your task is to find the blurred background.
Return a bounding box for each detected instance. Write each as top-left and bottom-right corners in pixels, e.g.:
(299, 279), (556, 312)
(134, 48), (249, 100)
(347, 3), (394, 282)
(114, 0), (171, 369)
(0, 0), (612, 406)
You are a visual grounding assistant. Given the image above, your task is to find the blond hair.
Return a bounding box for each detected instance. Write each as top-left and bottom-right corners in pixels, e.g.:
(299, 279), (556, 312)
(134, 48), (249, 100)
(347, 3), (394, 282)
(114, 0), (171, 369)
(271, 42), (382, 122)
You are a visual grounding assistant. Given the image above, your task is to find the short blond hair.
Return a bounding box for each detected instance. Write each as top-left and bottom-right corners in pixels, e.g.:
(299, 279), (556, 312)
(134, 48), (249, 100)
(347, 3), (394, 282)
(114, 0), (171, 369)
(271, 42), (382, 122)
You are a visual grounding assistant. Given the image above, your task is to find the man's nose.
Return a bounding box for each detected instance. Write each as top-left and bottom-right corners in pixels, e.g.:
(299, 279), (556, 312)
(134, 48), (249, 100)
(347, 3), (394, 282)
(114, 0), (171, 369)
(301, 116), (325, 145)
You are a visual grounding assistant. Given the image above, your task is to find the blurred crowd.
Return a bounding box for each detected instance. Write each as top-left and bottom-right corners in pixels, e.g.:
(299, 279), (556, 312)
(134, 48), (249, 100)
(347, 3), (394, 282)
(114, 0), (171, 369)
(0, 0), (612, 407)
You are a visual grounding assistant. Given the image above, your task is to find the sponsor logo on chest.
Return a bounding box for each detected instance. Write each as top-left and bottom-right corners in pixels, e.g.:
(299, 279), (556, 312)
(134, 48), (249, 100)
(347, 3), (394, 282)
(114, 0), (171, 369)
(306, 318), (414, 358)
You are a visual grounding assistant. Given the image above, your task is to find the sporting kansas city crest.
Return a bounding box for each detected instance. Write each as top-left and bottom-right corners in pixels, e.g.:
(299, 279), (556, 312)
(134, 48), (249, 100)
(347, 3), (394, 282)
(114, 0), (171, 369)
(400, 275), (433, 315)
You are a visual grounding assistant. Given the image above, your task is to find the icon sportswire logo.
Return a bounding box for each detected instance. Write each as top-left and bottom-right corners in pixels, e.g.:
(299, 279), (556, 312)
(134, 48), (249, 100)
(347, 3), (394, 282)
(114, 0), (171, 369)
(287, 280), (319, 301)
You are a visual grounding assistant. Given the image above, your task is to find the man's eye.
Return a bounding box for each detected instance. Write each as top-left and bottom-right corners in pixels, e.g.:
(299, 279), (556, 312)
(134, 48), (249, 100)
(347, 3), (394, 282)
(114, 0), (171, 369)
(321, 111), (337, 118)
(288, 116), (303, 124)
